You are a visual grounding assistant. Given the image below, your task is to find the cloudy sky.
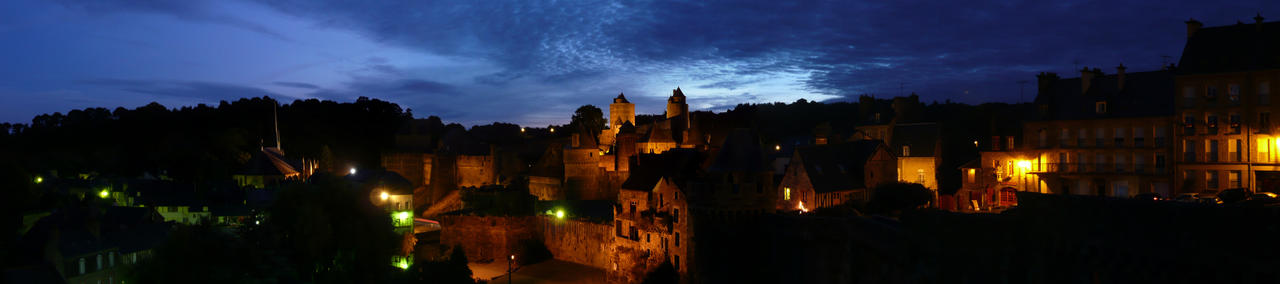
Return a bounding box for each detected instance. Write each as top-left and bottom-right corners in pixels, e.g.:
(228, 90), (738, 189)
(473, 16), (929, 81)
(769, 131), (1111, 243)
(1, 0), (1276, 126)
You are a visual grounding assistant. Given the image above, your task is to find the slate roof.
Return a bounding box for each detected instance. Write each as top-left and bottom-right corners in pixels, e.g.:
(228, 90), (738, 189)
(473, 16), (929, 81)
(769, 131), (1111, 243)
(708, 128), (767, 173)
(890, 123), (939, 157)
(1178, 19), (1280, 75)
(620, 149), (705, 192)
(1033, 69), (1175, 120)
(641, 120), (675, 143)
(794, 140), (886, 194)
(237, 147), (300, 176)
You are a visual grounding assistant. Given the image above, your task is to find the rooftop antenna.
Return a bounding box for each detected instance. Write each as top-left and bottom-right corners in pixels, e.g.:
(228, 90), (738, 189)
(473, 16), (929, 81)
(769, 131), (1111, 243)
(273, 101), (282, 151)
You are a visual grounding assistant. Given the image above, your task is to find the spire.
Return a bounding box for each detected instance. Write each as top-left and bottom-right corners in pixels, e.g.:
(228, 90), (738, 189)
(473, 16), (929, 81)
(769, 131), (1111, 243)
(614, 92), (629, 103)
(273, 102), (282, 151)
(673, 86), (685, 98)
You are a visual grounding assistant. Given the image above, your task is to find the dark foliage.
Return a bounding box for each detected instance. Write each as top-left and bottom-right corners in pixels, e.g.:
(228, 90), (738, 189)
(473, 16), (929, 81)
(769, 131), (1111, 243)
(124, 223), (295, 284)
(640, 261), (678, 284)
(514, 238), (552, 266)
(866, 182), (934, 217)
(394, 245), (474, 284)
(260, 173), (401, 283)
(567, 105), (606, 135)
(1, 96), (408, 183)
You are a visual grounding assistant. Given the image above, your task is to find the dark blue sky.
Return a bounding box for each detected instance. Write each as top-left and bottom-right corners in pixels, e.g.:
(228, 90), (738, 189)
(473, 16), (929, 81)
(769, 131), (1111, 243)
(1, 1), (1277, 126)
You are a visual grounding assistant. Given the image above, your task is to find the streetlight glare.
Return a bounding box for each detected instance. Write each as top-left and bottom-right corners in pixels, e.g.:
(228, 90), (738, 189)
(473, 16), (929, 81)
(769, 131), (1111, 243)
(380, 191), (389, 201)
(349, 167), (357, 175)
(1016, 160), (1032, 169)
(555, 209), (566, 219)
(98, 189), (110, 199)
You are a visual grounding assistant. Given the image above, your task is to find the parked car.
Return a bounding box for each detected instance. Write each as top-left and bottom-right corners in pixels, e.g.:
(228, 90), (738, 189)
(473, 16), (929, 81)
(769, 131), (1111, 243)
(1133, 192), (1162, 201)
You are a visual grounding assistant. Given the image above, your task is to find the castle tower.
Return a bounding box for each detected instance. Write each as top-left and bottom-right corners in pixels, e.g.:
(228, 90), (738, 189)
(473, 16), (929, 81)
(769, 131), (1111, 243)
(667, 87), (691, 144)
(666, 87), (688, 120)
(609, 93), (636, 135)
(615, 121), (638, 172)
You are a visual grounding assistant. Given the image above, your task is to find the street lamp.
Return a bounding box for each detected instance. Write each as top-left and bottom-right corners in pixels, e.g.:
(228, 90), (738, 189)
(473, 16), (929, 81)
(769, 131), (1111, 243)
(508, 255), (516, 284)
(380, 191), (390, 201)
(349, 167), (357, 175)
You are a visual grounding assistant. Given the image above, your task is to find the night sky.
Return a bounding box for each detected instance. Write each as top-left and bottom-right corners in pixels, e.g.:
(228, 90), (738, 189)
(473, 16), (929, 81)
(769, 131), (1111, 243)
(2, 1), (1277, 126)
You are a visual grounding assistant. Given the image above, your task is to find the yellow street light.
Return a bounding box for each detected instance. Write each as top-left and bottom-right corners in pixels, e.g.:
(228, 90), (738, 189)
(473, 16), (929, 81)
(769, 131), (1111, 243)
(349, 167), (357, 175)
(380, 191), (390, 201)
(98, 189), (110, 199)
(555, 209), (566, 219)
(775, 145), (781, 151)
(34, 176), (43, 184)
(1016, 160), (1032, 170)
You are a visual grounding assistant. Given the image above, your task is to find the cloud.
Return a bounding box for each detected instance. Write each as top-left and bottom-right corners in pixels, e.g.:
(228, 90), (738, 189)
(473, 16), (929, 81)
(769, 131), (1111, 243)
(53, 0), (292, 41)
(80, 78), (278, 100)
(273, 81), (320, 89)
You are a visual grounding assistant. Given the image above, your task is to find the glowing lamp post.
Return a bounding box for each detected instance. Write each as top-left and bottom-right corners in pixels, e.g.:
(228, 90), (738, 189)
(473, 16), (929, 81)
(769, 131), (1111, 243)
(349, 167), (357, 175)
(508, 255), (516, 284)
(34, 176), (43, 184)
(555, 209), (566, 220)
(380, 191), (390, 201)
(98, 189), (110, 199)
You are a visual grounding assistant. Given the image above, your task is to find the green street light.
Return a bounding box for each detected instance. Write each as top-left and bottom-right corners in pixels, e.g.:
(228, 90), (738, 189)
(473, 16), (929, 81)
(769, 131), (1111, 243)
(98, 189), (110, 199)
(34, 176), (43, 184)
(555, 209), (566, 219)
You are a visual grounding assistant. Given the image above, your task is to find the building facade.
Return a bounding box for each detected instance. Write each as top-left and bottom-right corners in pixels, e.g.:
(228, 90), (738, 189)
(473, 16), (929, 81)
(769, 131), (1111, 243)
(1174, 17), (1280, 194)
(1023, 67), (1176, 198)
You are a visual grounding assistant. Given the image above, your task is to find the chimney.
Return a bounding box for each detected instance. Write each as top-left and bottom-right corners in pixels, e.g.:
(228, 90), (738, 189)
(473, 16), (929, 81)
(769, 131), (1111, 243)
(1080, 67), (1094, 94)
(1257, 13), (1266, 30)
(1186, 18), (1203, 38)
(1116, 64), (1127, 90)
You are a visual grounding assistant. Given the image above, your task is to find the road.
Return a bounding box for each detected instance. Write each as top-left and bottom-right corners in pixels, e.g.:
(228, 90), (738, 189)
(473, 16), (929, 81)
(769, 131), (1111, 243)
(472, 259), (607, 284)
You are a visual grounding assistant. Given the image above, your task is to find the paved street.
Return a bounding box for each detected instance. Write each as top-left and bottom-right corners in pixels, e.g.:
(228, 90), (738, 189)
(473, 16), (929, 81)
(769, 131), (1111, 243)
(478, 260), (607, 284)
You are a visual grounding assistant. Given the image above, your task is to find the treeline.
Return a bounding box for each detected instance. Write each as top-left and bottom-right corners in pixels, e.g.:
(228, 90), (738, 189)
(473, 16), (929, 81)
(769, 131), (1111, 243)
(0, 96), (410, 184)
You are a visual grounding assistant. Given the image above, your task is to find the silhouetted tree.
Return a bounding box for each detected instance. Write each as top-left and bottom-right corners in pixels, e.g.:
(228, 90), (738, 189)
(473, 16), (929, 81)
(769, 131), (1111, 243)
(866, 182), (933, 217)
(569, 105), (605, 135)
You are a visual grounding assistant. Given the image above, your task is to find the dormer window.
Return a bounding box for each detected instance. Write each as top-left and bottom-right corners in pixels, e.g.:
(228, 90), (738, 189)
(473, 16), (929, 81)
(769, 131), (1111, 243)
(902, 146), (910, 156)
(1095, 101), (1108, 114)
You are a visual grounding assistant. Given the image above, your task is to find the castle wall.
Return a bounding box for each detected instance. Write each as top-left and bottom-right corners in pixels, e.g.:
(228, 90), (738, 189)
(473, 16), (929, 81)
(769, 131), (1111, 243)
(439, 216), (536, 262)
(457, 154), (496, 188)
(537, 216), (614, 269)
(564, 148), (606, 200)
(381, 153), (433, 189)
(529, 176), (562, 200)
(439, 215), (616, 271)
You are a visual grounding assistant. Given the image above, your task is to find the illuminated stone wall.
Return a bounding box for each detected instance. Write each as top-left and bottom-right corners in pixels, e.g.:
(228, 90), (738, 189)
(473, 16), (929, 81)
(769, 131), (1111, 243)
(537, 216), (614, 269)
(438, 216), (536, 262)
(528, 176), (562, 200)
(456, 154), (496, 188)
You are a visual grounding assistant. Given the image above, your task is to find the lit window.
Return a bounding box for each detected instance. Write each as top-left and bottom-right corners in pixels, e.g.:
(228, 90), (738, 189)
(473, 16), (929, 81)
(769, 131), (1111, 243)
(97, 254), (102, 270)
(79, 258), (85, 275)
(784, 187), (791, 200)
